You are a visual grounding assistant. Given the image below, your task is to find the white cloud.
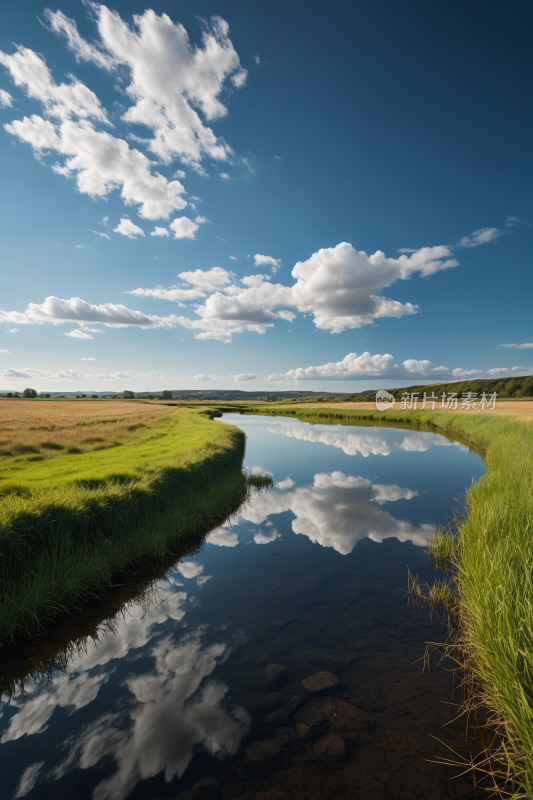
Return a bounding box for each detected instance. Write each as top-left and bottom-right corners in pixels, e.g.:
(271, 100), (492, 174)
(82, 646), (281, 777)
(126, 285), (205, 302)
(253, 55), (260, 65)
(45, 7), (247, 169)
(0, 88), (13, 107)
(151, 226), (169, 237)
(229, 256), (237, 260)
(290, 242), (457, 332)
(498, 342), (533, 349)
(7, 328), (19, 333)
(196, 575), (212, 587)
(234, 373), (258, 381)
(174, 169), (186, 179)
(80, 357), (96, 361)
(0, 296), (188, 329)
(219, 172), (231, 180)
(178, 267), (232, 289)
(194, 374), (216, 381)
(268, 351), (532, 382)
(169, 216), (202, 239)
(65, 329), (93, 339)
(505, 216), (521, 227)
(254, 253), (281, 273)
(0, 349), (10, 353)
(90, 230), (111, 239)
(0, 366), (180, 383)
(75, 244), (84, 249)
(459, 227), (502, 247)
(114, 217), (145, 239)
(14, 762), (45, 798)
(253, 527), (280, 545)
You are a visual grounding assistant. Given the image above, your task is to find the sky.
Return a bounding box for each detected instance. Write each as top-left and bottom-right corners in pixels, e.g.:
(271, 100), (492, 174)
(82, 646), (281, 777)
(0, 0), (531, 393)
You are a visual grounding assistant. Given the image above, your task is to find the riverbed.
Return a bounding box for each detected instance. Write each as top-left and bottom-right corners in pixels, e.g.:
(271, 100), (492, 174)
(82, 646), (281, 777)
(0, 414), (485, 800)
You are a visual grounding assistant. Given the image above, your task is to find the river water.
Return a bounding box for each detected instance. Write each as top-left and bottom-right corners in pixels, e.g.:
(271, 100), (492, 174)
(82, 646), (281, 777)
(0, 413), (485, 800)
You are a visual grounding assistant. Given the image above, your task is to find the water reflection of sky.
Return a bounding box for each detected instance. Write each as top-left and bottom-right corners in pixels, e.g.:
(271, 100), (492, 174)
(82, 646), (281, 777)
(0, 415), (484, 800)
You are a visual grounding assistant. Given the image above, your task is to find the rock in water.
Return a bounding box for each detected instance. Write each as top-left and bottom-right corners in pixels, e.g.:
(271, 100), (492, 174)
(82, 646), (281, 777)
(302, 671), (340, 694)
(190, 777), (221, 799)
(245, 740), (281, 763)
(313, 733), (348, 762)
(296, 722), (312, 741)
(262, 663), (288, 689)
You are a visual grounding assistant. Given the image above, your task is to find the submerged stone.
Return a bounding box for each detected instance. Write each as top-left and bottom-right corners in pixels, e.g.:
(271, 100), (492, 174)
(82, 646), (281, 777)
(313, 733), (348, 762)
(245, 740), (281, 763)
(262, 663), (288, 689)
(190, 777), (221, 799)
(302, 671), (340, 694)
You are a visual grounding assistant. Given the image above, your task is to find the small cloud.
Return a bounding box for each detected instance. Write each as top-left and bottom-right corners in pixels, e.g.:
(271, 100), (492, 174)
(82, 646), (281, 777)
(217, 236), (226, 242)
(114, 217), (145, 239)
(273, 155), (282, 160)
(253, 527), (280, 545)
(80, 357), (96, 360)
(174, 169), (186, 179)
(0, 349), (11, 353)
(234, 373), (258, 382)
(253, 55), (260, 65)
(219, 172), (231, 180)
(196, 575), (212, 587)
(275, 476), (294, 490)
(0, 89), (14, 108)
(169, 216), (203, 240)
(498, 342), (533, 349)
(459, 227), (502, 248)
(7, 329), (18, 333)
(229, 256), (237, 260)
(505, 215), (521, 227)
(176, 561), (203, 579)
(254, 253), (281, 273)
(90, 230), (111, 239)
(76, 244), (84, 249)
(151, 226), (169, 237)
(194, 374), (216, 381)
(397, 247), (416, 253)
(65, 330), (94, 339)
(99, 216), (109, 227)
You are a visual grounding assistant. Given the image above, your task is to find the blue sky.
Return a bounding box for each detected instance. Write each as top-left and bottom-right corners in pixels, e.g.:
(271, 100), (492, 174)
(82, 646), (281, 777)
(0, 0), (531, 392)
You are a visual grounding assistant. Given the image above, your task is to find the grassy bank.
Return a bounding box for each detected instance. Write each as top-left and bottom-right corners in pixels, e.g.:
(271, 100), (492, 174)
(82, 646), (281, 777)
(0, 406), (247, 642)
(239, 403), (533, 796)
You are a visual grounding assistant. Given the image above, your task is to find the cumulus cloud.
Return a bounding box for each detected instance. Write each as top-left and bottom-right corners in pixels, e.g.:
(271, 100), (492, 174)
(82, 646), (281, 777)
(459, 228), (503, 247)
(65, 329), (93, 339)
(44, 7), (246, 168)
(91, 229), (111, 239)
(194, 374), (216, 381)
(206, 527), (239, 547)
(176, 561), (204, 579)
(268, 351), (532, 382)
(114, 217), (145, 239)
(234, 373), (258, 381)
(151, 226), (169, 237)
(126, 285), (205, 303)
(219, 172), (231, 180)
(0, 88), (13, 107)
(254, 253), (281, 273)
(178, 267), (232, 289)
(0, 366), (179, 383)
(169, 216), (203, 239)
(0, 296), (188, 329)
(505, 216), (521, 227)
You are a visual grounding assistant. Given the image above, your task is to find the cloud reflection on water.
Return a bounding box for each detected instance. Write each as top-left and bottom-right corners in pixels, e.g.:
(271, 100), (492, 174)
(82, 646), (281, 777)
(266, 418), (463, 457)
(211, 470), (433, 555)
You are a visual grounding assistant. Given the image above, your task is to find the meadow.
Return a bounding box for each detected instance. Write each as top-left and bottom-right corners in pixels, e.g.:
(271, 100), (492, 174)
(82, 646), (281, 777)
(239, 400), (533, 797)
(0, 401), (249, 642)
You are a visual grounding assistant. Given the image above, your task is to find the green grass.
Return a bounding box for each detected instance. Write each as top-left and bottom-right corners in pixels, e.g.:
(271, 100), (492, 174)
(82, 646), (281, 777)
(0, 407), (248, 642)
(238, 403), (533, 797)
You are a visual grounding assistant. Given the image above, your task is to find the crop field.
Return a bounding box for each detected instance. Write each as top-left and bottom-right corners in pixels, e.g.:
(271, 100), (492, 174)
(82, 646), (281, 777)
(0, 399), (172, 462)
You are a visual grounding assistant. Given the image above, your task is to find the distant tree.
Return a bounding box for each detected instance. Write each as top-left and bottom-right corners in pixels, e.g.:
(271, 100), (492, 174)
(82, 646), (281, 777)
(76, 395), (81, 398)
(81, 394), (87, 398)
(161, 390), (173, 400)
(91, 394), (98, 399)
(45, 393), (50, 398)
(147, 394), (154, 400)
(22, 388), (37, 398)
(7, 392), (13, 397)
(123, 390), (135, 399)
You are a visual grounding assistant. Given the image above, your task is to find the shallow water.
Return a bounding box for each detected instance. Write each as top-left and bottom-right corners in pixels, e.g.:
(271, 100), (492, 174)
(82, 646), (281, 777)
(0, 414), (486, 800)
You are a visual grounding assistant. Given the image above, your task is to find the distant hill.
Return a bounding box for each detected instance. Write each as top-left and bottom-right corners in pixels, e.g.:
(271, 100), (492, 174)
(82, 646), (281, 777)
(365, 375), (533, 402)
(0, 389), (376, 401)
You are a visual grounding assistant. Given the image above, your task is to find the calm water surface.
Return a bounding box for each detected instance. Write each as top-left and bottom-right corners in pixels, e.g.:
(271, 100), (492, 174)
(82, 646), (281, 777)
(0, 414), (485, 800)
